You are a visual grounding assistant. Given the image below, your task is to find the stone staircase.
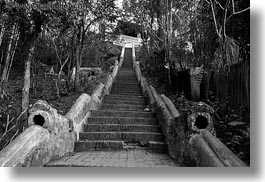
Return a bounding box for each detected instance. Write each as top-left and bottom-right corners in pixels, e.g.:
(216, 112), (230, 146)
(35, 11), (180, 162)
(46, 48), (178, 167)
(75, 48), (167, 153)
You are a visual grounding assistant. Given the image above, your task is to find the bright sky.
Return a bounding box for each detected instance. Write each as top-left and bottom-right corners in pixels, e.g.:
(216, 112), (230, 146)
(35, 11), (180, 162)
(115, 0), (123, 8)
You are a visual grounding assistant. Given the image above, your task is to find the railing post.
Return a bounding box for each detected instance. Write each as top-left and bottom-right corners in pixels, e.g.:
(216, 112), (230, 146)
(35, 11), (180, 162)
(132, 43), (136, 68)
(119, 44), (125, 68)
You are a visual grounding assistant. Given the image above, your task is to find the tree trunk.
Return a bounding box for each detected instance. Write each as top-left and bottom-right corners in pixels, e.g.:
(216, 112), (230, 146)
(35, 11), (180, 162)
(21, 44), (35, 123)
(1, 24), (16, 83)
(0, 24), (17, 98)
(74, 44), (80, 90)
(7, 29), (19, 81)
(0, 49), (3, 75)
(74, 25), (83, 90)
(0, 24), (5, 47)
(156, 0), (163, 46)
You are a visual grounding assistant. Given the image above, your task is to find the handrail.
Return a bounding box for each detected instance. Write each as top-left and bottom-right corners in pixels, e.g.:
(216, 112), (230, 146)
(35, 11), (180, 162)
(131, 44), (247, 167)
(0, 47), (125, 167)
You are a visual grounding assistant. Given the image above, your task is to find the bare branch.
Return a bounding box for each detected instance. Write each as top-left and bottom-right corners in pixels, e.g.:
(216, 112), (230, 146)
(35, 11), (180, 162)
(214, 0), (225, 10)
(209, 0), (222, 37)
(7, 28), (20, 81)
(226, 0), (250, 22)
(16, 108), (28, 122)
(7, 129), (19, 146)
(231, 0), (250, 15)
(52, 39), (62, 66)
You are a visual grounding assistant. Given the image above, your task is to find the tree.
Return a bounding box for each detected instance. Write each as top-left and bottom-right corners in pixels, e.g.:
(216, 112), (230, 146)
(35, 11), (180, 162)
(61, 0), (118, 90)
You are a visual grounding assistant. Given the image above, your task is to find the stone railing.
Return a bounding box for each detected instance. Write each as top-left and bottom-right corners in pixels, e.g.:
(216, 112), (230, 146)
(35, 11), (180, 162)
(132, 45), (247, 167)
(0, 101), (75, 167)
(0, 45), (125, 167)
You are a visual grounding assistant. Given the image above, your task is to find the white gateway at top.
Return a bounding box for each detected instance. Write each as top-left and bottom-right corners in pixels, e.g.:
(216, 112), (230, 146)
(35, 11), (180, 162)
(113, 34), (142, 48)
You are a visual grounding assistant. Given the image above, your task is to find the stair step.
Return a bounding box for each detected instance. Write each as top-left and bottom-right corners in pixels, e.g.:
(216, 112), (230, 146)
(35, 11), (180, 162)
(74, 140), (124, 152)
(147, 141), (168, 153)
(115, 76), (137, 78)
(91, 110), (153, 118)
(100, 104), (145, 111)
(111, 88), (142, 92)
(111, 85), (140, 89)
(112, 83), (140, 89)
(112, 85), (141, 90)
(79, 132), (164, 142)
(116, 76), (137, 78)
(112, 82), (139, 87)
(116, 74), (135, 76)
(87, 117), (158, 125)
(109, 92), (142, 96)
(111, 87), (141, 92)
(110, 92), (142, 96)
(111, 86), (141, 90)
(104, 94), (144, 100)
(84, 124), (161, 132)
(111, 87), (142, 91)
(115, 79), (138, 83)
(103, 99), (146, 106)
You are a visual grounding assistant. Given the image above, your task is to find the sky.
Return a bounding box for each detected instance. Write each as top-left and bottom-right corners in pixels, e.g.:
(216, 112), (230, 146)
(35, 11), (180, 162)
(115, 0), (123, 9)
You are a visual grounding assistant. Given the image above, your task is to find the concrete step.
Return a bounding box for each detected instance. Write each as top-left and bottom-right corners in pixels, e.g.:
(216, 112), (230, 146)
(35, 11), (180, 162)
(103, 99), (146, 106)
(113, 79), (138, 82)
(121, 141), (168, 154)
(111, 87), (141, 92)
(87, 117), (158, 125)
(74, 140), (167, 153)
(116, 75), (137, 78)
(115, 75), (137, 77)
(112, 82), (140, 87)
(74, 140), (124, 152)
(84, 124), (161, 132)
(111, 86), (141, 90)
(110, 91), (142, 95)
(113, 83), (139, 87)
(111, 85), (140, 90)
(79, 132), (164, 142)
(111, 87), (142, 91)
(116, 76), (135, 78)
(117, 73), (135, 76)
(115, 79), (138, 82)
(147, 141), (168, 153)
(121, 64), (133, 68)
(91, 110), (153, 118)
(100, 104), (145, 111)
(111, 85), (141, 90)
(104, 94), (145, 100)
(109, 92), (142, 96)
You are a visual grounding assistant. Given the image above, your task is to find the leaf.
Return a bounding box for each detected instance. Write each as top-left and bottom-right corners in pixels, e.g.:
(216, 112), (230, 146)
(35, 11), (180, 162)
(227, 121), (246, 126)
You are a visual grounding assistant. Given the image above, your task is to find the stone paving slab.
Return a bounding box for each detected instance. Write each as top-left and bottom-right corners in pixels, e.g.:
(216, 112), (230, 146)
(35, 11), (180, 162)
(46, 149), (180, 167)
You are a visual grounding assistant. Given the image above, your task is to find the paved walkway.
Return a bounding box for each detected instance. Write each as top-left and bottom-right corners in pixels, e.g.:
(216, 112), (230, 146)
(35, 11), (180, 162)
(46, 149), (179, 167)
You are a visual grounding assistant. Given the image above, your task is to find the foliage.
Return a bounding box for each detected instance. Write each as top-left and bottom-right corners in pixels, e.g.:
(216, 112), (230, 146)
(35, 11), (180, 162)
(0, 0), (250, 165)
(213, 36), (240, 72)
(115, 20), (142, 37)
(0, 0), (120, 151)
